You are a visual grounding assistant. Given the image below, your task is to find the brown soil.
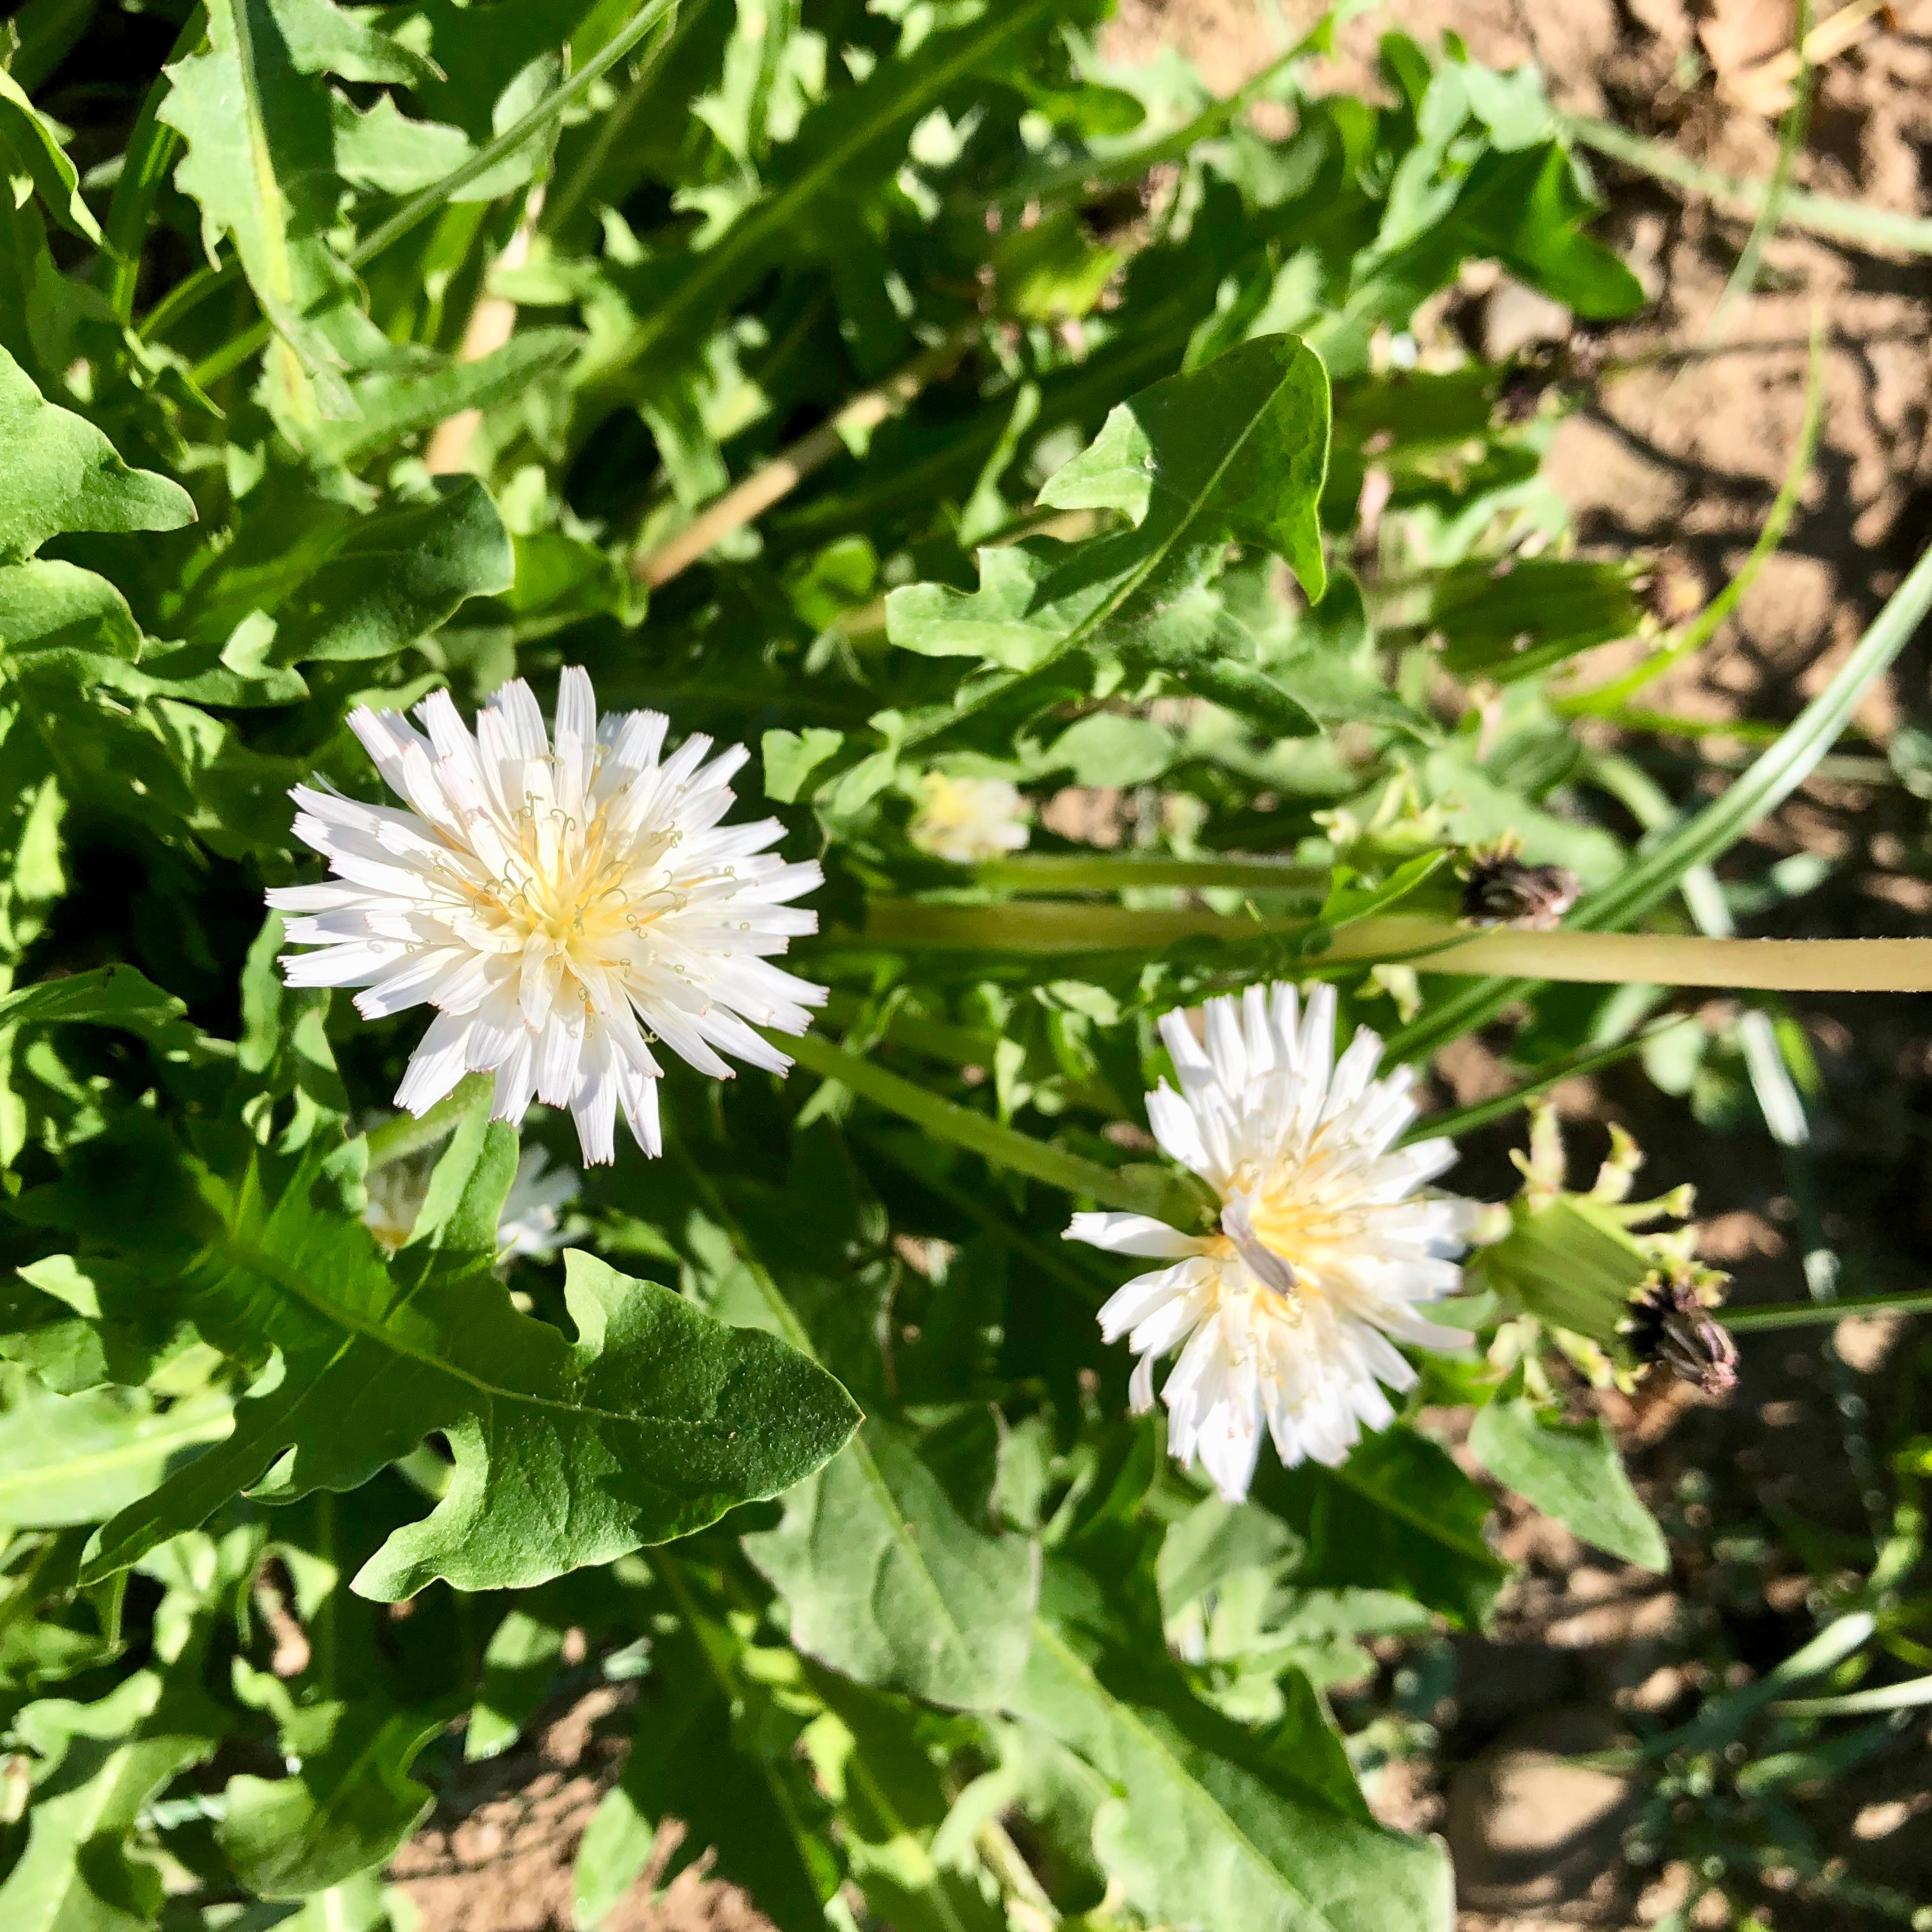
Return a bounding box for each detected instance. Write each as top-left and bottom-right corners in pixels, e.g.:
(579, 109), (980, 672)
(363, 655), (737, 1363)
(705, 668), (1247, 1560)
(388, 1686), (771, 1932)
(397, 4), (1932, 1926)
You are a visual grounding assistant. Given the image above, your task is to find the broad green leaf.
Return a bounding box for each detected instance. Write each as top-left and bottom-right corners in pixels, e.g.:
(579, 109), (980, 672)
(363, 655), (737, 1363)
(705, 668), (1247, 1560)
(395, 0), (572, 200)
(0, 344), (194, 562)
(1261, 1424), (1510, 1630)
(0, 562), (142, 660)
(887, 336), (1331, 740)
(218, 1675), (442, 1899)
(465, 1606), (566, 1761)
(808, 1669), (1006, 1932)
(158, 0), (438, 420)
(1016, 1600), (1453, 1932)
(76, 1122), (860, 1597)
(1469, 1397), (1667, 1572)
(316, 328), (583, 468)
(1044, 711), (1172, 787)
(257, 479), (514, 665)
(0, 964), (211, 1069)
(1038, 334), (1329, 597)
(0, 1673), (217, 1932)
(583, 0), (1100, 410)
(3, 1255), (201, 1395)
(762, 725), (847, 804)
(746, 1418), (1039, 1712)
(0, 1370), (233, 1528)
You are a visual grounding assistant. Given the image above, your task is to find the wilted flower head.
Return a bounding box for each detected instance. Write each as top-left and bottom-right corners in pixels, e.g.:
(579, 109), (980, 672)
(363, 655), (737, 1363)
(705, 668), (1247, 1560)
(268, 668), (825, 1164)
(1625, 1273), (1738, 1399)
(1459, 836), (1579, 930)
(1066, 982), (1481, 1501)
(909, 771), (1031, 866)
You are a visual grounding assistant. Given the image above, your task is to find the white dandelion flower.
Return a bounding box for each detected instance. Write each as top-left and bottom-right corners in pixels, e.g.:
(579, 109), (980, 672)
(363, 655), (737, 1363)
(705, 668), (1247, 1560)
(909, 772), (1031, 866)
(1065, 981), (1480, 1503)
(268, 668), (826, 1164)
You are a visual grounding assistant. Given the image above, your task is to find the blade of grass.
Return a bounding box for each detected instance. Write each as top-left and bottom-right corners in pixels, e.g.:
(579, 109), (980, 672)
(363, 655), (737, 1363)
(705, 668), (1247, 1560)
(98, 4), (206, 322)
(1701, 0), (1812, 339)
(1403, 1016), (1700, 1147)
(1563, 315), (1824, 716)
(1725, 1291), (1932, 1333)
(1774, 1675), (1932, 1717)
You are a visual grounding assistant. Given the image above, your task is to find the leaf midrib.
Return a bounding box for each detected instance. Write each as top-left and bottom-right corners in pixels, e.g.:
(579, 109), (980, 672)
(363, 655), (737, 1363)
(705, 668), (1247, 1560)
(902, 346), (1312, 751)
(222, 1237), (738, 1436)
(685, 1163), (1017, 1701)
(222, 0), (295, 309)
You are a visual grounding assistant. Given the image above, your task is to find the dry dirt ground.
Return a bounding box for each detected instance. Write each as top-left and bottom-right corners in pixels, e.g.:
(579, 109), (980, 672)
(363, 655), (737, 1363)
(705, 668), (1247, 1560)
(392, 4), (1932, 1927)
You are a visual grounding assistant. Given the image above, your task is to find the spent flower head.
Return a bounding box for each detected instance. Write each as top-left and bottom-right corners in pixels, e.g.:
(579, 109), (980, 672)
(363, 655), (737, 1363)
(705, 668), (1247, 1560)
(1066, 981), (1481, 1501)
(269, 668), (825, 1164)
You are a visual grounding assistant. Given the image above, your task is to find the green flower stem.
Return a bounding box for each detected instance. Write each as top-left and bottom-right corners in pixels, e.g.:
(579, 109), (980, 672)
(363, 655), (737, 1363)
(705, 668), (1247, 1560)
(780, 1028), (1211, 1226)
(1565, 113), (1932, 257)
(1722, 1292), (1932, 1333)
(843, 901), (1932, 991)
(360, 1074), (491, 1171)
(969, 852), (1327, 893)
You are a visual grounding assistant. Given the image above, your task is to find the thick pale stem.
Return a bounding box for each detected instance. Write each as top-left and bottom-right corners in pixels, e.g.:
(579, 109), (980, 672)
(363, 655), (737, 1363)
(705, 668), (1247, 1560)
(843, 901), (1932, 992)
(970, 852), (1327, 893)
(635, 321), (980, 586)
(1565, 114), (1932, 256)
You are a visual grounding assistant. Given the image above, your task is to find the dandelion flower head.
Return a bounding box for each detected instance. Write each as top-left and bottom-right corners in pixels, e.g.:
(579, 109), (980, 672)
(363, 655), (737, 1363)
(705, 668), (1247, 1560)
(1066, 981), (1480, 1501)
(909, 771), (1031, 866)
(268, 668), (825, 1164)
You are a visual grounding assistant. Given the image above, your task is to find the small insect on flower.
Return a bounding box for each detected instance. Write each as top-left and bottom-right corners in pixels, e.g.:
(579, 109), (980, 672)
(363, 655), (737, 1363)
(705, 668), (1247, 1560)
(909, 772), (1031, 866)
(268, 668), (825, 1163)
(1066, 983), (1482, 1502)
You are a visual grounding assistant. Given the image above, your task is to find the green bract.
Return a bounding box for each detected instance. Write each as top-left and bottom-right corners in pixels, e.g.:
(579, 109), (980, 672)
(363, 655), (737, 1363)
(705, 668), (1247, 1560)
(0, 6), (1920, 1929)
